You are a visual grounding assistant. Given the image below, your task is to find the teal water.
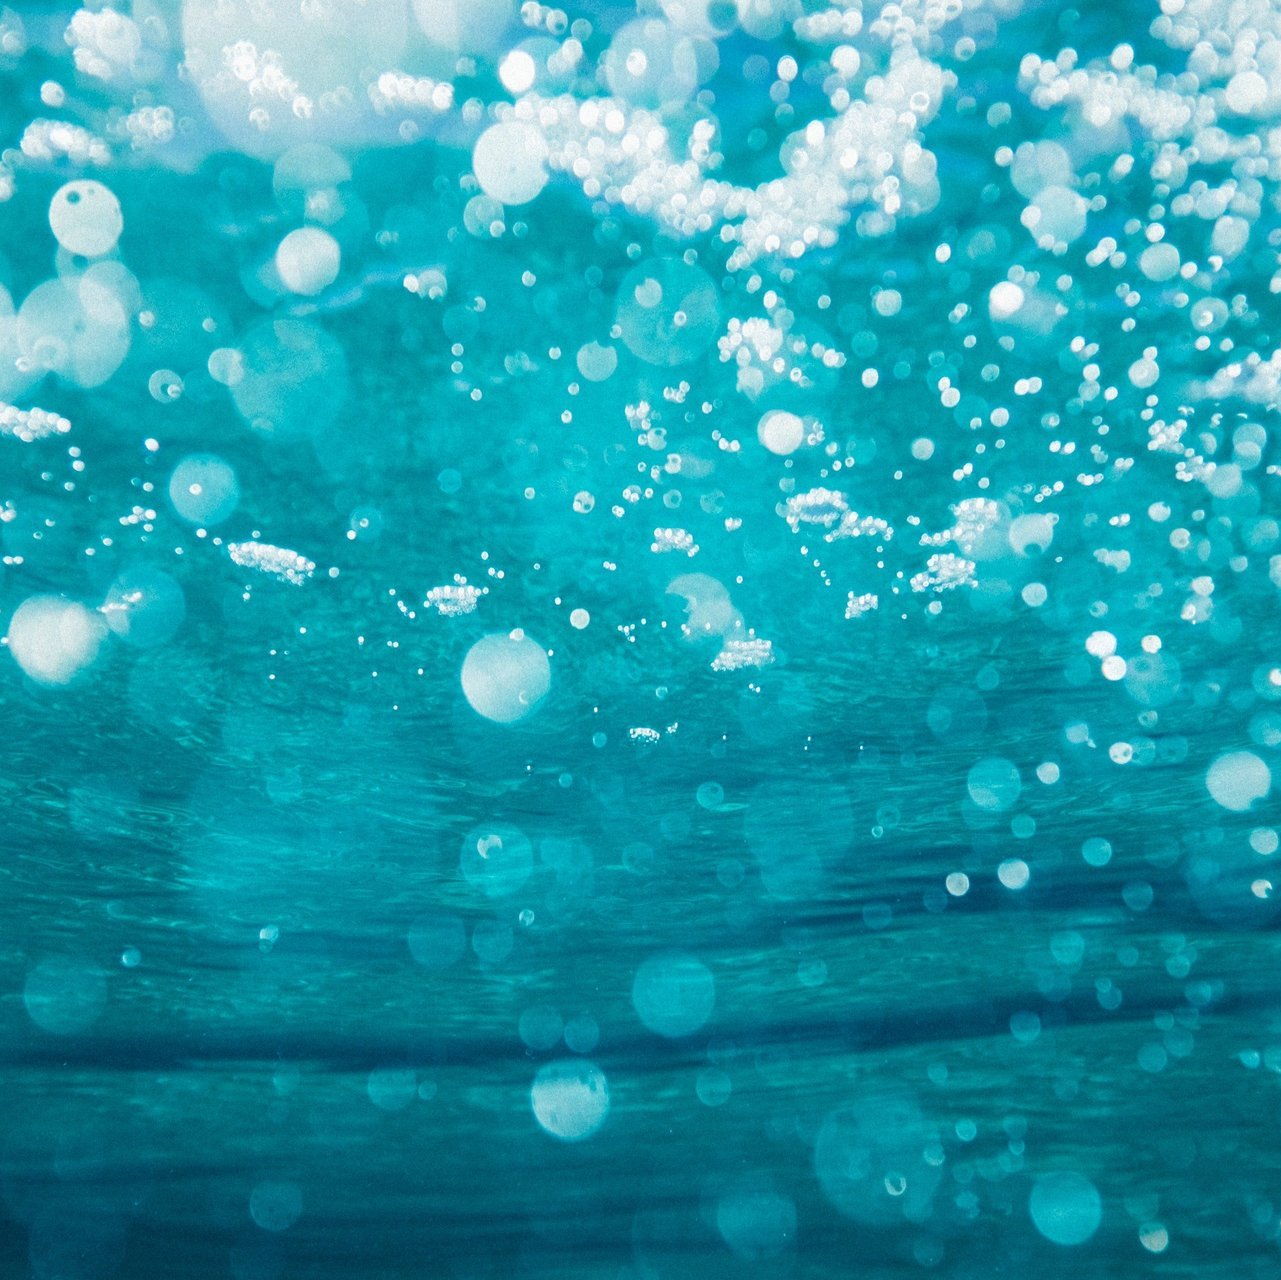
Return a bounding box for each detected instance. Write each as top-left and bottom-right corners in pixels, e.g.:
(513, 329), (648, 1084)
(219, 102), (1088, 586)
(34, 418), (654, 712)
(2, 0), (1281, 1276)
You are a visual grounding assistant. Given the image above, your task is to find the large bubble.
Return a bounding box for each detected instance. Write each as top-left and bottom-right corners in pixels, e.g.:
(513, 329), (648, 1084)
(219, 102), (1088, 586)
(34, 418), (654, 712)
(103, 568), (185, 648)
(6, 596), (107, 686)
(275, 227), (341, 296)
(48, 180), (123, 257)
(460, 630), (550, 724)
(716, 1178), (796, 1261)
(168, 453), (239, 525)
(615, 259), (721, 366)
(1206, 750), (1271, 811)
(604, 19), (700, 108)
(273, 143), (353, 218)
(249, 1180), (303, 1232)
(412, 0), (512, 58)
(966, 757), (1022, 811)
(814, 1092), (942, 1225)
(23, 956), (107, 1033)
(229, 318), (348, 441)
(17, 271), (131, 388)
(757, 409), (805, 456)
(530, 1059), (610, 1141)
(632, 951), (715, 1038)
(1028, 1171), (1102, 1246)
(472, 121), (548, 206)
(1023, 185), (1088, 250)
(181, 0), (409, 156)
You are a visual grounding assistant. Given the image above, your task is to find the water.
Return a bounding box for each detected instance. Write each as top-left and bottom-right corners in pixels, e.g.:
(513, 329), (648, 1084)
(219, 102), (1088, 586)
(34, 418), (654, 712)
(1, 0), (1280, 1276)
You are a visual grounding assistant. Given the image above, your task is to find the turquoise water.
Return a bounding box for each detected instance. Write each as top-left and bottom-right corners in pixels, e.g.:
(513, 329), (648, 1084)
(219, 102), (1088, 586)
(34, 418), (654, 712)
(2, 0), (1281, 1275)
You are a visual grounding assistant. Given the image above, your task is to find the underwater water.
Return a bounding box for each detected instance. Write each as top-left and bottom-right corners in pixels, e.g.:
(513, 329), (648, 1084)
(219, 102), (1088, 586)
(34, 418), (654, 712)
(2, 0), (1281, 1275)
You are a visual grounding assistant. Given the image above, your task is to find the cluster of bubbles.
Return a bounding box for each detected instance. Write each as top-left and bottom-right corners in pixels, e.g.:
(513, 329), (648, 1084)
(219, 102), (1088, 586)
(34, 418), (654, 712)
(1, 0), (1280, 1267)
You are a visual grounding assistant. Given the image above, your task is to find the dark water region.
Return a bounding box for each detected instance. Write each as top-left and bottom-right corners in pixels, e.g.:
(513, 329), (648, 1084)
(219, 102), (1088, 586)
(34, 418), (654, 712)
(2, 0), (1281, 1277)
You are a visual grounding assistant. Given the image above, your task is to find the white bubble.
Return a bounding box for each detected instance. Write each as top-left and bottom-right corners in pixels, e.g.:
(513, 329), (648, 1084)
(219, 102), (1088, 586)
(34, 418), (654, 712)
(1029, 1171), (1101, 1246)
(249, 1180), (302, 1232)
(48, 180), (123, 257)
(667, 572), (737, 638)
(1140, 1222), (1170, 1253)
(460, 631), (550, 724)
(873, 288), (902, 317)
(1010, 139), (1072, 196)
(632, 951), (715, 1038)
(168, 453), (239, 525)
(148, 368), (184, 403)
(1085, 630), (1116, 658)
(1139, 242), (1180, 283)
(23, 956), (106, 1033)
(757, 409), (805, 456)
(967, 757), (1022, 811)
(1101, 654), (1127, 681)
(6, 596), (107, 686)
(207, 347), (244, 386)
(530, 1059), (610, 1141)
(1251, 828), (1279, 856)
(569, 608), (590, 630)
(1008, 513), (1055, 556)
(463, 193), (505, 238)
(1206, 750), (1271, 812)
(18, 271), (131, 388)
(499, 48), (537, 94)
(1225, 69), (1268, 115)
(275, 227), (340, 296)
(473, 121), (548, 206)
(1212, 214), (1249, 259)
(1127, 354), (1158, 388)
(575, 341), (617, 382)
(998, 858), (1030, 889)
(1024, 185), (1087, 249)
(988, 281), (1025, 320)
